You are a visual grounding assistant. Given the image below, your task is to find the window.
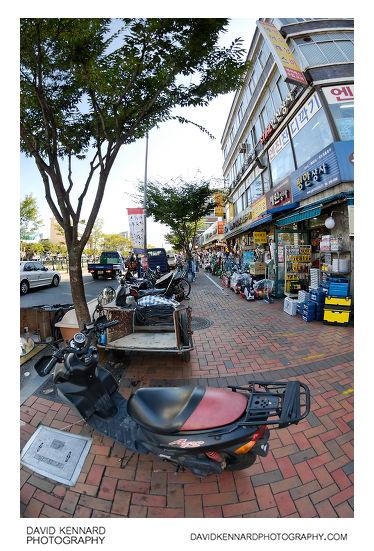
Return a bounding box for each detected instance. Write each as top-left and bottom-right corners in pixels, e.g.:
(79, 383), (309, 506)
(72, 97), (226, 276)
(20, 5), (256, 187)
(262, 169), (271, 193)
(292, 108), (333, 167)
(249, 176), (263, 204)
(252, 116), (263, 145)
(292, 32), (354, 68)
(327, 85), (354, 142)
(277, 77), (290, 101)
(270, 142), (295, 187)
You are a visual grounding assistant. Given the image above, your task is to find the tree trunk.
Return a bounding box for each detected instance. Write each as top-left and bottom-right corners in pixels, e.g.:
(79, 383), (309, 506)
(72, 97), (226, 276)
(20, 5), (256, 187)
(68, 247), (90, 328)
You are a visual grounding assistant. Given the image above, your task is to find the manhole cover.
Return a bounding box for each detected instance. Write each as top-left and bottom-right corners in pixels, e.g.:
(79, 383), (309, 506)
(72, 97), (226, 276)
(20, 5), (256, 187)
(20, 425), (92, 486)
(191, 317), (213, 331)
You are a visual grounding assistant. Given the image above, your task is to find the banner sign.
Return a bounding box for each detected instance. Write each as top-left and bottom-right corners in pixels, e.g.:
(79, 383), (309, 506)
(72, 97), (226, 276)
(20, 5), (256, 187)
(253, 232), (267, 244)
(251, 195), (267, 221)
(214, 192), (224, 217)
(127, 208), (145, 254)
(256, 21), (308, 87)
(217, 221), (225, 234)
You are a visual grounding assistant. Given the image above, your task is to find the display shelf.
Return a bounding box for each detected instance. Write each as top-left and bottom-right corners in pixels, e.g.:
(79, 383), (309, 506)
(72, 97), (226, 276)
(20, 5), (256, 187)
(284, 245), (312, 297)
(319, 250), (351, 281)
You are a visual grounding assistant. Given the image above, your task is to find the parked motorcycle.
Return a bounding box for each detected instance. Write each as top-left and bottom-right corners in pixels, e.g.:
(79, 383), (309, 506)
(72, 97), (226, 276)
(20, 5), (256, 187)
(34, 290), (310, 478)
(116, 269), (189, 306)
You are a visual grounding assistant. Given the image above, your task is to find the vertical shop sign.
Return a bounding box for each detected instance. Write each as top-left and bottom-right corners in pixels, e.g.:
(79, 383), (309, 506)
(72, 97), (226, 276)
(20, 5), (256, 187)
(217, 221), (225, 234)
(214, 192), (224, 217)
(127, 208), (145, 254)
(288, 92), (322, 139)
(256, 20), (308, 86)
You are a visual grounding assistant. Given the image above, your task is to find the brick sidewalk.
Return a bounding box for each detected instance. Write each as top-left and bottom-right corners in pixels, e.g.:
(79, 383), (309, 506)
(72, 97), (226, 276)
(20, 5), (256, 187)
(20, 271), (353, 518)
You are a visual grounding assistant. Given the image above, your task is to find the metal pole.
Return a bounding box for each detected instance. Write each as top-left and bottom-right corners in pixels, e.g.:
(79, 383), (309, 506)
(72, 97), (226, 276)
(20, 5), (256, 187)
(144, 132), (149, 253)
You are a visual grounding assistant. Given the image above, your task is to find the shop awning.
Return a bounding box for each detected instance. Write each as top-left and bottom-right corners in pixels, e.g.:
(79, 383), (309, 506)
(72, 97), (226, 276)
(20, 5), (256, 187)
(275, 206), (322, 227)
(250, 214), (273, 229)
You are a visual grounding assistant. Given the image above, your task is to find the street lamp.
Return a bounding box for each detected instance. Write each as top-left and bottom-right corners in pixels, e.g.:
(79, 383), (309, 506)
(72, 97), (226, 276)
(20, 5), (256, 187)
(143, 132), (149, 252)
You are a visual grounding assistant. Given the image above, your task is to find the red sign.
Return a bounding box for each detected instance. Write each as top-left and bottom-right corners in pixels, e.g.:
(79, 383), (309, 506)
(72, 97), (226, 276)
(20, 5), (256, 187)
(217, 221), (225, 234)
(266, 177), (292, 209)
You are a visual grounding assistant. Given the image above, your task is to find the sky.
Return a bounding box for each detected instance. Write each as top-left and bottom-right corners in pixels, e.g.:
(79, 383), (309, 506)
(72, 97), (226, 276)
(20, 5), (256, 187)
(20, 18), (256, 248)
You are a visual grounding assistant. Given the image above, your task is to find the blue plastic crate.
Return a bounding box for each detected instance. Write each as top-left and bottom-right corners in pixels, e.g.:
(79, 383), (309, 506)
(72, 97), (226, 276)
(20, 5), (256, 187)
(327, 276), (349, 284)
(309, 290), (325, 304)
(329, 283), (349, 297)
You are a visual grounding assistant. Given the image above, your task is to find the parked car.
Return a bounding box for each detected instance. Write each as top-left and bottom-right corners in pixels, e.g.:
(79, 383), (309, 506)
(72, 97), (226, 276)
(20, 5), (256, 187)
(20, 261), (60, 295)
(167, 252), (176, 270)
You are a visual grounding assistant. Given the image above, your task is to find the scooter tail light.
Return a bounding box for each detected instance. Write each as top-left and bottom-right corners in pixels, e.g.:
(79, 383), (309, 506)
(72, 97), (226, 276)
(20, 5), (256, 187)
(234, 425), (267, 455)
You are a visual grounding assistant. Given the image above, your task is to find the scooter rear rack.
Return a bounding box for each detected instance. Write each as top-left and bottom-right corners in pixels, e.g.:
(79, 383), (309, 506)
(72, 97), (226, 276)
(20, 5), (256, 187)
(228, 380), (310, 430)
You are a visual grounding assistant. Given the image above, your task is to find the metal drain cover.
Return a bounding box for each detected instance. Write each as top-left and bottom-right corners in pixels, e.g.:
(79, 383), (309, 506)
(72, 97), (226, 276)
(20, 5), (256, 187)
(20, 425), (92, 486)
(191, 317), (213, 331)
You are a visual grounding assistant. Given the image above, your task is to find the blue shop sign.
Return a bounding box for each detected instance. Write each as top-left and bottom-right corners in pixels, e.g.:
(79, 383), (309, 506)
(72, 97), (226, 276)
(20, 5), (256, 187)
(291, 141), (353, 202)
(334, 140), (354, 182)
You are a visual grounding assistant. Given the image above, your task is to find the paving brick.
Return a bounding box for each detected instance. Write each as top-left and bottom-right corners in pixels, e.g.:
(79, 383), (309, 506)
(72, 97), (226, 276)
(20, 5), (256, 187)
(98, 477), (118, 501)
(147, 507), (184, 518)
(290, 480), (321, 500)
(274, 491), (297, 516)
(33, 489), (62, 509)
(222, 500), (259, 517)
(185, 495), (203, 517)
(295, 461), (315, 484)
(20, 483), (36, 505)
(294, 496), (318, 518)
(131, 493), (166, 508)
(255, 484), (276, 510)
(334, 501), (354, 518)
(86, 464), (105, 486)
(60, 491), (80, 514)
(78, 494), (112, 513)
(250, 469), (283, 487)
(315, 499), (338, 518)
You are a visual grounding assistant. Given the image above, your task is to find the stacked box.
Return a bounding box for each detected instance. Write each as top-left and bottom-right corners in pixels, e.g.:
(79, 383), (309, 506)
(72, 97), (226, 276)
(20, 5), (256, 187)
(298, 290), (310, 303)
(301, 301), (316, 322)
(309, 289), (325, 305)
(310, 268), (320, 289)
(323, 295), (352, 326)
(284, 297), (298, 316)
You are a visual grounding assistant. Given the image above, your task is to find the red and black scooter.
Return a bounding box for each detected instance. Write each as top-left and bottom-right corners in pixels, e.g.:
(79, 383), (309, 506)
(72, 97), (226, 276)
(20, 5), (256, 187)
(34, 296), (310, 477)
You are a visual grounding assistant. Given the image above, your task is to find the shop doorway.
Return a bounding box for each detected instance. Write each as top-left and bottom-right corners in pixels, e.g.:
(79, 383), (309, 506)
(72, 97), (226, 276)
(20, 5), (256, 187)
(274, 228), (310, 297)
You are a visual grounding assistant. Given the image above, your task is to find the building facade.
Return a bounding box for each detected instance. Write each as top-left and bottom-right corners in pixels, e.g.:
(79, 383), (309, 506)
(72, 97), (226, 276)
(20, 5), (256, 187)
(220, 18), (354, 297)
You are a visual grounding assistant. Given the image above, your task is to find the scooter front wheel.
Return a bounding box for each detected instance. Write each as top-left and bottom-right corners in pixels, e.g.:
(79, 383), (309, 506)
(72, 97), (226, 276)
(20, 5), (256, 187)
(224, 451), (256, 471)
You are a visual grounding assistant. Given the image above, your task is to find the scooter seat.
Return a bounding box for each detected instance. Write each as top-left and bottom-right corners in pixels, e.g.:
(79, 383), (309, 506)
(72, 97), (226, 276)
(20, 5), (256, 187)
(127, 386), (248, 433)
(127, 386), (205, 433)
(137, 288), (166, 298)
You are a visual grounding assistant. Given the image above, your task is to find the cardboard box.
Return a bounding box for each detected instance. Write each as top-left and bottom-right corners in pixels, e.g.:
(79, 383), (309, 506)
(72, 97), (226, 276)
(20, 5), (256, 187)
(249, 262), (266, 275)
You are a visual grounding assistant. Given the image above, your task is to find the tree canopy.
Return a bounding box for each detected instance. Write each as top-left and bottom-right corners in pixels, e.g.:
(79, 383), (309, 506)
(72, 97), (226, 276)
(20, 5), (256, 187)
(20, 194), (42, 239)
(142, 177), (216, 257)
(20, 18), (248, 325)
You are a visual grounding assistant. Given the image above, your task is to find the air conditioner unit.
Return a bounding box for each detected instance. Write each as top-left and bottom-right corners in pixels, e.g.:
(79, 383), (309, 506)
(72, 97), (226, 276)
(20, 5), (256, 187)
(239, 142), (247, 153)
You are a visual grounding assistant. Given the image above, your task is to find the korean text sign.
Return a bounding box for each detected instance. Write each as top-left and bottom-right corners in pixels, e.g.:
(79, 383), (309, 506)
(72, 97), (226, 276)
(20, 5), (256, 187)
(291, 144), (340, 202)
(256, 21), (308, 86)
(127, 208), (145, 253)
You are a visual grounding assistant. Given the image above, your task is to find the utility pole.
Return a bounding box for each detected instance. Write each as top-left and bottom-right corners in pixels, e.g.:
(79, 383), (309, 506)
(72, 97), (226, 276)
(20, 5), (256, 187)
(143, 132), (149, 253)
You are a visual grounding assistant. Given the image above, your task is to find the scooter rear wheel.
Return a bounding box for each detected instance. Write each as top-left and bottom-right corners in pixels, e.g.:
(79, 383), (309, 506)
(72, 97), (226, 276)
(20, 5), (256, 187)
(225, 451), (256, 471)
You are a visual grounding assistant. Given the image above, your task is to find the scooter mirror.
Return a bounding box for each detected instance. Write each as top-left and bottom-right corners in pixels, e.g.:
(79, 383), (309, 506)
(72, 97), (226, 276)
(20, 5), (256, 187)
(98, 287), (116, 306)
